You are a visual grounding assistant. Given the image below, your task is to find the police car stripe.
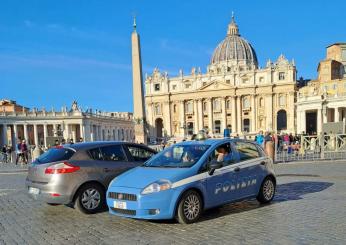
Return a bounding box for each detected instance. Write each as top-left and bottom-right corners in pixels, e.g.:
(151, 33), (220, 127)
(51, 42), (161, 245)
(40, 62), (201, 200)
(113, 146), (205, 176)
(171, 157), (267, 189)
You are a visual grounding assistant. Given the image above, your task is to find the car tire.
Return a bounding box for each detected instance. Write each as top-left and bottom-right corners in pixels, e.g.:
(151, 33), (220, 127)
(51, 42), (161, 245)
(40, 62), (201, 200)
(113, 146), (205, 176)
(176, 190), (203, 224)
(74, 183), (105, 214)
(257, 177), (276, 204)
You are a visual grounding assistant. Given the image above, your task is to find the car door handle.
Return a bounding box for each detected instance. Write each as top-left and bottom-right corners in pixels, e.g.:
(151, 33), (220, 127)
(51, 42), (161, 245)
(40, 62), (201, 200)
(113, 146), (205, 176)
(234, 167), (240, 172)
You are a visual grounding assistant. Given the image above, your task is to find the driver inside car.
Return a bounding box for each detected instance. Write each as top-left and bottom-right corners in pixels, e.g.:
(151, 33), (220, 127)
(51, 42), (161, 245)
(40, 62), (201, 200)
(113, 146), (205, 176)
(216, 145), (233, 164)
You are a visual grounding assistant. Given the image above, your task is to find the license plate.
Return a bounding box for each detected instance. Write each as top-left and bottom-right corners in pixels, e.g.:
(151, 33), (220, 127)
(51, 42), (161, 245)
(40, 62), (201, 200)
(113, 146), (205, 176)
(28, 187), (40, 195)
(114, 201), (127, 209)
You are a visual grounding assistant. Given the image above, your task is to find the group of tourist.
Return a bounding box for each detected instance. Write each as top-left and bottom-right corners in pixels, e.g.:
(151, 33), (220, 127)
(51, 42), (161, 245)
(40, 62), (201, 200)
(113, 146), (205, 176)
(0, 137), (85, 164)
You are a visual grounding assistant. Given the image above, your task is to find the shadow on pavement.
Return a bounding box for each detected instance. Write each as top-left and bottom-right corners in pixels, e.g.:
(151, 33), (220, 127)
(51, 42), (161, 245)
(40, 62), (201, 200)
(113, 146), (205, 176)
(199, 181), (334, 222)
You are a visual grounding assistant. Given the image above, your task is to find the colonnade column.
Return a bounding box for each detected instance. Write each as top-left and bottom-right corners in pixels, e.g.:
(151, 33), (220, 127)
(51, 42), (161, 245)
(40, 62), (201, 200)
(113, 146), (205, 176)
(335, 108), (340, 122)
(301, 111), (306, 134)
(237, 96), (242, 133)
(33, 124), (38, 146)
(24, 124), (28, 141)
(163, 101), (172, 136)
(317, 109), (322, 134)
(197, 99), (203, 131)
(231, 96), (237, 134)
(207, 98), (213, 134)
(221, 97), (227, 132)
(43, 124), (48, 147)
(13, 124), (18, 143)
(194, 100), (199, 133)
(179, 100), (185, 137)
(2, 124), (8, 145)
(90, 124), (94, 141)
(251, 95), (256, 132)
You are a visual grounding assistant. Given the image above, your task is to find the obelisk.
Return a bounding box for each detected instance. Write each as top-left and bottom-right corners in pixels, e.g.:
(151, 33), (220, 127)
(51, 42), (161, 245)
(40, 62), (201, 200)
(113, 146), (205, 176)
(131, 16), (147, 144)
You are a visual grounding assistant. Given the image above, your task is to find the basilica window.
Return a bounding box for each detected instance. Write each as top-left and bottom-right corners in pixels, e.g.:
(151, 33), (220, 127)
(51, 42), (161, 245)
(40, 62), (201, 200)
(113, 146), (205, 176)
(154, 83), (160, 91)
(185, 83), (192, 89)
(259, 77), (264, 83)
(203, 101), (207, 113)
(226, 100), (231, 110)
(173, 104), (177, 113)
(279, 95), (286, 106)
(172, 85), (177, 90)
(226, 80), (230, 84)
(279, 72), (285, 81)
(259, 97), (264, 107)
(332, 83), (337, 90)
(185, 101), (193, 114)
(213, 99), (221, 111)
(243, 97), (250, 109)
(242, 79), (248, 84)
(154, 104), (161, 115)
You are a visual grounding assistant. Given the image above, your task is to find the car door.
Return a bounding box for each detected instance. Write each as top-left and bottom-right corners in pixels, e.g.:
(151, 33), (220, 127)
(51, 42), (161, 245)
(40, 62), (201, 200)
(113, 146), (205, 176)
(98, 144), (135, 186)
(232, 141), (264, 199)
(205, 142), (240, 208)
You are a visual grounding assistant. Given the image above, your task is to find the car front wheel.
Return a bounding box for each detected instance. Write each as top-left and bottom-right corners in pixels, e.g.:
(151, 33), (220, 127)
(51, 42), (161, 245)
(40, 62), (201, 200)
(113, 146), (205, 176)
(74, 183), (105, 214)
(257, 177), (276, 204)
(176, 190), (203, 224)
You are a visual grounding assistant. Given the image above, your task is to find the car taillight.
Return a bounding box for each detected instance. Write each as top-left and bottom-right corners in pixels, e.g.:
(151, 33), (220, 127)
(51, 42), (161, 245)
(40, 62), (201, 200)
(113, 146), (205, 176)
(45, 162), (80, 174)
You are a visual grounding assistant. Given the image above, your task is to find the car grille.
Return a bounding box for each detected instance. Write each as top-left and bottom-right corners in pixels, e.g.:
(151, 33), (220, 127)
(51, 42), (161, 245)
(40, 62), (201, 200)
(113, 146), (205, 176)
(108, 192), (137, 201)
(111, 207), (136, 216)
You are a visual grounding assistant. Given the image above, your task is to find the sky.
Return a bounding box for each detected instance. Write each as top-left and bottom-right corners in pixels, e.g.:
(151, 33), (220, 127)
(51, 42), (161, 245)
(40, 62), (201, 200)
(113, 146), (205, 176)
(0, 0), (345, 112)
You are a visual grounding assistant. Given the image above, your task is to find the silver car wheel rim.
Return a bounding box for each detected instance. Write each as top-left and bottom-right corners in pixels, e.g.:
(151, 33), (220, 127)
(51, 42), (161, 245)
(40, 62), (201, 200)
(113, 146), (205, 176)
(183, 194), (200, 220)
(81, 188), (101, 210)
(263, 180), (274, 200)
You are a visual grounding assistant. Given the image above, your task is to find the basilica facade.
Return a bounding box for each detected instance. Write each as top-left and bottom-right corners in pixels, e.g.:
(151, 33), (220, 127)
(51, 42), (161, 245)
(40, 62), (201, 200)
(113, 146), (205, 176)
(144, 16), (297, 139)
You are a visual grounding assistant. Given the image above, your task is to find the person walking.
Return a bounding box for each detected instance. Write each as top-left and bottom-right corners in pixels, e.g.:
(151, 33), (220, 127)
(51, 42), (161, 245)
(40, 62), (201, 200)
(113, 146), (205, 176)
(15, 140), (22, 165)
(6, 145), (12, 163)
(20, 140), (28, 164)
(1, 145), (7, 163)
(255, 130), (265, 147)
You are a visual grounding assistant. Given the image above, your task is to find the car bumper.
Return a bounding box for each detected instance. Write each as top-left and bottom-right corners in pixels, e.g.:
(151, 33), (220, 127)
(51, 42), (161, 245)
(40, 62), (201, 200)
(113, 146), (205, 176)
(107, 186), (180, 220)
(25, 179), (72, 204)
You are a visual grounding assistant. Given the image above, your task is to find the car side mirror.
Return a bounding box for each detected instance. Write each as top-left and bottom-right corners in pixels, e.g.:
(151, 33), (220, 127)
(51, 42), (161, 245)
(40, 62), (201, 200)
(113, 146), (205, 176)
(208, 160), (223, 176)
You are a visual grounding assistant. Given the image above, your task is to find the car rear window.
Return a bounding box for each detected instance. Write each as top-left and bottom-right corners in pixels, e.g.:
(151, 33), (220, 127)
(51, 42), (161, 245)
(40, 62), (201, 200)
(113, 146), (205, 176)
(33, 148), (75, 164)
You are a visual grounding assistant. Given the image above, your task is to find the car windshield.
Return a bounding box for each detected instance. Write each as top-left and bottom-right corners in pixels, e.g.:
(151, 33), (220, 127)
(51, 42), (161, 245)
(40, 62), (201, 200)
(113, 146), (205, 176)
(33, 147), (75, 164)
(143, 144), (210, 168)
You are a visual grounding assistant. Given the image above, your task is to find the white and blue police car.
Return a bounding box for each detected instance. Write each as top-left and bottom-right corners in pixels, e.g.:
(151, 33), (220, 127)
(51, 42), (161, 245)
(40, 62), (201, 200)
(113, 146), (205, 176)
(106, 138), (276, 224)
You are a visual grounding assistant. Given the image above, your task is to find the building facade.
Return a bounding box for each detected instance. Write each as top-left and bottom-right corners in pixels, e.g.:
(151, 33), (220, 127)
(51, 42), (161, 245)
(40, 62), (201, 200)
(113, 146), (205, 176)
(0, 100), (135, 148)
(144, 16), (297, 140)
(296, 43), (346, 135)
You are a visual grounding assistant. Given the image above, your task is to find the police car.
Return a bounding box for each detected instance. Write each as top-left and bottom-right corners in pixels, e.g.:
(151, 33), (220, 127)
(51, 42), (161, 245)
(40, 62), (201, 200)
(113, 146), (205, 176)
(106, 138), (276, 224)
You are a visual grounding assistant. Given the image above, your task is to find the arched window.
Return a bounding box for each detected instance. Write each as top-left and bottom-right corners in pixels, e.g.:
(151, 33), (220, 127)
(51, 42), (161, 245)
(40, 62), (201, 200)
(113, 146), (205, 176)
(243, 97), (250, 109)
(213, 99), (221, 111)
(259, 97), (264, 107)
(185, 101), (193, 113)
(226, 99), (231, 110)
(203, 101), (207, 112)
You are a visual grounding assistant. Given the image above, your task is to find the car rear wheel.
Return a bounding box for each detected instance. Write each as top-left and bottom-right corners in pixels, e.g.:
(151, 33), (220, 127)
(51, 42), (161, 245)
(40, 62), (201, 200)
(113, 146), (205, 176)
(176, 190), (202, 224)
(257, 177), (276, 204)
(74, 183), (105, 214)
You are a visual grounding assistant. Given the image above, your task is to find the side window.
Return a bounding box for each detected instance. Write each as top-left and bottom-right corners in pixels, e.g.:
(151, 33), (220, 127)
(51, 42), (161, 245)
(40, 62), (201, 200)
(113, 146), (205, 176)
(235, 142), (260, 161)
(88, 148), (103, 160)
(100, 145), (126, 162)
(204, 143), (234, 169)
(127, 146), (155, 162)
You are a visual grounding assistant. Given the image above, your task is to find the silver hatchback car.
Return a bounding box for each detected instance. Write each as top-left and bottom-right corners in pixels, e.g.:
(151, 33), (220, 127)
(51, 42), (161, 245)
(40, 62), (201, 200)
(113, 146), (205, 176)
(26, 141), (156, 214)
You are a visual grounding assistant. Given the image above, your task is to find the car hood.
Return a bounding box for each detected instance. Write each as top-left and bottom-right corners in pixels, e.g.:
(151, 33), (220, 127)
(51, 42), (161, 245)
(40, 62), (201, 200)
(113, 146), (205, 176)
(110, 167), (192, 189)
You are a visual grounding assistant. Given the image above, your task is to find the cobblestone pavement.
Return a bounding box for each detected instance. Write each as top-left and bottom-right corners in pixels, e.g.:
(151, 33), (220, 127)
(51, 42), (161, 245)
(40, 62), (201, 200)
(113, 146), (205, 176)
(0, 161), (345, 245)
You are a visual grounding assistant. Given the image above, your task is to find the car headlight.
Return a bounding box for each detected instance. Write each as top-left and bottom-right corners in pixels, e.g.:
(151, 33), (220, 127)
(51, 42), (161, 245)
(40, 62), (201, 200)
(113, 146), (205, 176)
(141, 179), (172, 195)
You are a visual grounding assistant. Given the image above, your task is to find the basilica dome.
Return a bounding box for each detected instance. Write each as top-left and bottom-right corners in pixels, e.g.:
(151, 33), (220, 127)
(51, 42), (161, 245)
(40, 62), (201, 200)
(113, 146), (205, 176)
(210, 16), (258, 68)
